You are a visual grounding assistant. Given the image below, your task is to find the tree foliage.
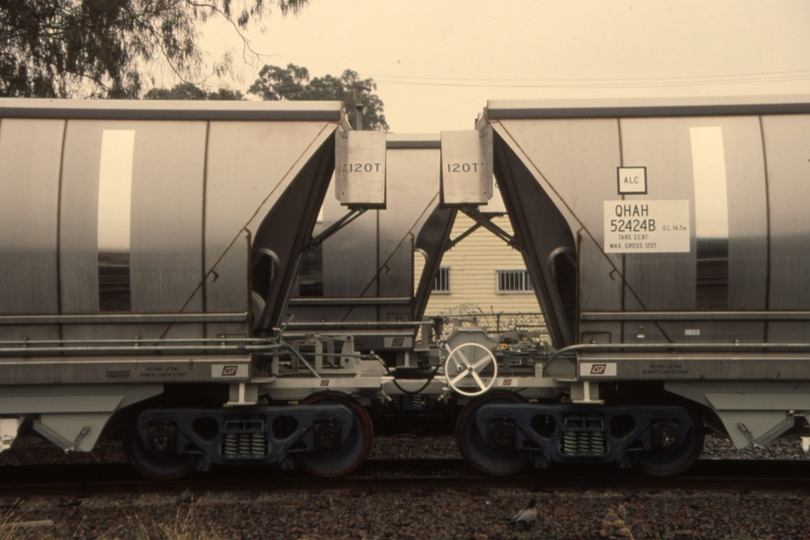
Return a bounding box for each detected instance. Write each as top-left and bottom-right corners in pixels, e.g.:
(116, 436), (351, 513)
(0, 0), (309, 99)
(144, 82), (243, 100)
(249, 63), (388, 130)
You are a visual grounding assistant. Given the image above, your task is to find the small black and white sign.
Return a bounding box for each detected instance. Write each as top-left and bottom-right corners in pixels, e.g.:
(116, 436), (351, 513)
(384, 336), (413, 348)
(211, 364), (249, 379)
(581, 362), (617, 377)
(603, 200), (690, 253)
(617, 167), (647, 194)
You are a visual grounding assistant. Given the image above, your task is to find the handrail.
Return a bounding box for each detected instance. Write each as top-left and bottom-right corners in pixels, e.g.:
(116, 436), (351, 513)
(542, 342), (810, 371)
(0, 312), (248, 325)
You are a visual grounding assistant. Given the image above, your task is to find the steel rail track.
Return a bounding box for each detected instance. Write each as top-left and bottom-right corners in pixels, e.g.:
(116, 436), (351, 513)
(1, 459), (810, 498)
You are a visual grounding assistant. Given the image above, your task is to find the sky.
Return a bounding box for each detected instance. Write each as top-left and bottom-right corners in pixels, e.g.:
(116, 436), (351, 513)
(191, 1), (810, 134)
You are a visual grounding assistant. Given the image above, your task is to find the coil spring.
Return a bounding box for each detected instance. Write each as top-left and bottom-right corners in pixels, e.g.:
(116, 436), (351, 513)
(590, 431), (605, 454)
(223, 433), (239, 457)
(222, 432), (267, 458)
(563, 432), (578, 455)
(252, 432), (266, 455)
(563, 430), (605, 456)
(394, 394), (424, 411)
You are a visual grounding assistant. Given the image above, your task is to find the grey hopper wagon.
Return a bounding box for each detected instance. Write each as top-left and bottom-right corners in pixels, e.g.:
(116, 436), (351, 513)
(7, 94), (810, 481)
(449, 95), (810, 476)
(0, 99), (380, 477)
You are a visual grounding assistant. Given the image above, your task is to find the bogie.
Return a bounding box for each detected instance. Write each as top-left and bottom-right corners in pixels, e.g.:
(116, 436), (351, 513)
(456, 398), (704, 477)
(124, 395), (368, 479)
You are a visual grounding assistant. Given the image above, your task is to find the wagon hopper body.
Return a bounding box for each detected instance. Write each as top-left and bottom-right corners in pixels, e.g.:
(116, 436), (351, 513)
(0, 99), (382, 477)
(449, 95), (810, 475)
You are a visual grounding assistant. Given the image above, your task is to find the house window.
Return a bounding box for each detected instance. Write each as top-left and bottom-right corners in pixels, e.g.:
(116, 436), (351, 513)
(496, 269), (534, 294)
(433, 267), (451, 293)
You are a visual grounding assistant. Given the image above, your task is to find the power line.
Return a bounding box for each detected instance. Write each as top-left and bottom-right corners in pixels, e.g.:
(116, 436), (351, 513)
(359, 70), (810, 89)
(236, 69), (810, 93)
(360, 69), (810, 83)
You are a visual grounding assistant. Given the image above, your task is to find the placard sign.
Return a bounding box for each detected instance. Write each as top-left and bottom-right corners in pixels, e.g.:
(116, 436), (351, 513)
(603, 200), (690, 253)
(617, 167), (647, 194)
(335, 130), (387, 208)
(440, 128), (493, 206)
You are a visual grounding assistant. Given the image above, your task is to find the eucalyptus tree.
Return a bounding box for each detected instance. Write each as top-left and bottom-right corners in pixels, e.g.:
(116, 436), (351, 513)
(0, 0), (309, 98)
(249, 63), (388, 130)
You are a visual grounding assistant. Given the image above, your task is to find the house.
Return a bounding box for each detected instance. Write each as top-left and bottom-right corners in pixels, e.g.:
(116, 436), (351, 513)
(424, 212), (540, 315)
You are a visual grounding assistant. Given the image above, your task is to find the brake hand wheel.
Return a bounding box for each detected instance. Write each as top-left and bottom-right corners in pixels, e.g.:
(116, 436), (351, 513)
(445, 342), (497, 396)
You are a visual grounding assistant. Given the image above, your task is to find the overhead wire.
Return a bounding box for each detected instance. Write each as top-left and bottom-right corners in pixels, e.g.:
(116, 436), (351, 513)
(361, 68), (810, 83)
(357, 69), (810, 89)
(243, 69), (810, 93)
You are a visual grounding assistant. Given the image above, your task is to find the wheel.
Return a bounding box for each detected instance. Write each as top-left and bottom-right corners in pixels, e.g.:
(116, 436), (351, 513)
(455, 391), (529, 476)
(445, 342), (497, 397)
(125, 418), (196, 481)
(299, 392), (373, 478)
(635, 407), (704, 477)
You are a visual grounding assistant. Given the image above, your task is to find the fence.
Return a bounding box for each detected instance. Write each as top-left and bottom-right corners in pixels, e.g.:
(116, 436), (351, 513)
(425, 311), (550, 343)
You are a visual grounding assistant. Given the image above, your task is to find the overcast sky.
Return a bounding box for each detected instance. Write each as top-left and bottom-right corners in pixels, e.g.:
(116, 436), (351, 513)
(194, 1), (810, 133)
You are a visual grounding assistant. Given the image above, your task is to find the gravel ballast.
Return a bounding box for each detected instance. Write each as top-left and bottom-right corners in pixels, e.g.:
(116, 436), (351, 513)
(3, 487), (810, 539)
(2, 433), (810, 539)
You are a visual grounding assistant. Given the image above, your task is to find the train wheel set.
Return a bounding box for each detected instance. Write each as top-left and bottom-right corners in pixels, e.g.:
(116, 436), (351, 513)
(3, 96), (810, 481)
